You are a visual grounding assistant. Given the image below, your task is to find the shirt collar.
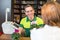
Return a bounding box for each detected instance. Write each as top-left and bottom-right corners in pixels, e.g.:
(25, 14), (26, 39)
(26, 16), (36, 22)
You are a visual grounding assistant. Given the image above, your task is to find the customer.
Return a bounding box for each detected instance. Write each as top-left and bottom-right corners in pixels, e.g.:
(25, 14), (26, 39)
(31, 1), (60, 40)
(19, 5), (44, 37)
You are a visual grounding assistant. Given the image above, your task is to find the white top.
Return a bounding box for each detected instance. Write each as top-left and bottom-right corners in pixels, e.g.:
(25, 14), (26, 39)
(30, 24), (60, 40)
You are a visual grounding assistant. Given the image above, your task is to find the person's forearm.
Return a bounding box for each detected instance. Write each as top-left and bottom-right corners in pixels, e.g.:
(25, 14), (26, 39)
(18, 27), (25, 34)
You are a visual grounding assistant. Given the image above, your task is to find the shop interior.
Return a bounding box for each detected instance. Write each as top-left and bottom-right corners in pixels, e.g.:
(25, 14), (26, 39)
(0, 0), (60, 40)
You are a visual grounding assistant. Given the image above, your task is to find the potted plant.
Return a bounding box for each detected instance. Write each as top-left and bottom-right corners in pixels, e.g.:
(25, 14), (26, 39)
(30, 24), (40, 29)
(11, 29), (20, 40)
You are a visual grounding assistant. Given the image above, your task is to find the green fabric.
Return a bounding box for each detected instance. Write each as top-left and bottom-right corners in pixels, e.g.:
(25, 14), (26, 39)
(24, 28), (30, 37)
(20, 16), (44, 37)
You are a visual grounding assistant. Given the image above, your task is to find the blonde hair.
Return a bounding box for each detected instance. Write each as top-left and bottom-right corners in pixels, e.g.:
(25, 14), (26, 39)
(41, 2), (60, 27)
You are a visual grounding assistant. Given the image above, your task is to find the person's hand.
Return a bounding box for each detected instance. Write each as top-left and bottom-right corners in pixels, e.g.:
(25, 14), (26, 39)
(11, 21), (15, 25)
(18, 27), (25, 34)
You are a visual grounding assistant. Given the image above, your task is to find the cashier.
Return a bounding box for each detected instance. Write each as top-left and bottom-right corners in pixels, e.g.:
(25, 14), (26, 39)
(19, 5), (44, 37)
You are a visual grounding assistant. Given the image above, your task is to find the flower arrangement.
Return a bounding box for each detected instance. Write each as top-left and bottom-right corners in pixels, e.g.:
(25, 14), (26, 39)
(30, 21), (44, 29)
(11, 29), (20, 40)
(30, 21), (40, 29)
(11, 32), (20, 40)
(30, 24), (40, 29)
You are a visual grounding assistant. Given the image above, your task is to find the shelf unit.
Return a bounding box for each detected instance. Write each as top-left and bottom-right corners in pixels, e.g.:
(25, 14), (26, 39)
(12, 0), (47, 24)
(12, 0), (21, 24)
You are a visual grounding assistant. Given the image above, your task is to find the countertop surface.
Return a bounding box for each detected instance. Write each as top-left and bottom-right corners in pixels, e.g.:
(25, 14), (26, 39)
(0, 34), (30, 40)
